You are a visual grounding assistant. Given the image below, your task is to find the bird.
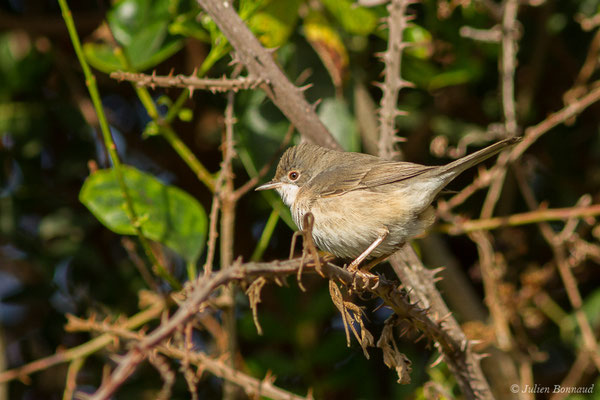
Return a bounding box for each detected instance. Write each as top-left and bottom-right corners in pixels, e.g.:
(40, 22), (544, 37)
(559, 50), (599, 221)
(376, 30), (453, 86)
(256, 137), (520, 270)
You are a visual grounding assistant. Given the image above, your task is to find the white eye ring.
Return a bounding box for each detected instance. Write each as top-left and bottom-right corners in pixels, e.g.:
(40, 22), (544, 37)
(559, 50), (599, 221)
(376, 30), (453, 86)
(288, 171), (300, 181)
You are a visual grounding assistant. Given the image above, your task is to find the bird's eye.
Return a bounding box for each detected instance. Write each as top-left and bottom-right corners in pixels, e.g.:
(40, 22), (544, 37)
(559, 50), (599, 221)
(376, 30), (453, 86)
(288, 171), (300, 181)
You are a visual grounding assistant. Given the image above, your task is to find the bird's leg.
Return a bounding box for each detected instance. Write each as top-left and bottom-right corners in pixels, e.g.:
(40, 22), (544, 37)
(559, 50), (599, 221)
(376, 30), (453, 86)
(362, 254), (390, 272)
(347, 229), (389, 272)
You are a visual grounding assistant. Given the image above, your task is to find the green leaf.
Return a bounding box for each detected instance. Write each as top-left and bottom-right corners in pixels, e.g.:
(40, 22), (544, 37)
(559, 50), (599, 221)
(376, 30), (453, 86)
(80, 165), (207, 264)
(320, 0), (378, 36)
(94, 0), (185, 72)
(246, 0), (303, 48)
(108, 0), (171, 46)
(404, 25), (433, 60)
(83, 43), (125, 74)
(125, 21), (184, 70)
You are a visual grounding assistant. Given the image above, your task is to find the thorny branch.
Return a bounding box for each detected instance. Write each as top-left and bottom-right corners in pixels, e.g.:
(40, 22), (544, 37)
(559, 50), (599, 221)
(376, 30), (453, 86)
(110, 71), (267, 94)
(66, 314), (312, 400)
(376, 0), (414, 160)
(84, 252), (484, 399)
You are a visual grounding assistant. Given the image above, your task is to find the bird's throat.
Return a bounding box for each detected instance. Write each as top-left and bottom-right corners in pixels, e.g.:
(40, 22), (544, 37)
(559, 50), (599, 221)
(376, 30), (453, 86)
(276, 183), (299, 207)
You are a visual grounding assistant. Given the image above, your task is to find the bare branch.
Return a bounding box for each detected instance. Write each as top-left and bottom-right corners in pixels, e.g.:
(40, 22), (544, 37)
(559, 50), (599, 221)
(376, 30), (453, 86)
(443, 83), (600, 212)
(440, 203), (600, 234)
(479, 0), (520, 219)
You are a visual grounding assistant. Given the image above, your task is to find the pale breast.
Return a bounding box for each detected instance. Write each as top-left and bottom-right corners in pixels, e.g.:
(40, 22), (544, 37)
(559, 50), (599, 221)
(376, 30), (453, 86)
(293, 189), (437, 259)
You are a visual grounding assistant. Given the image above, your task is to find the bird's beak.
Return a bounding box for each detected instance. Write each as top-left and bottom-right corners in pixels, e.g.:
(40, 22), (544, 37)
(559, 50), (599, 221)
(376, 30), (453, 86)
(255, 180), (282, 191)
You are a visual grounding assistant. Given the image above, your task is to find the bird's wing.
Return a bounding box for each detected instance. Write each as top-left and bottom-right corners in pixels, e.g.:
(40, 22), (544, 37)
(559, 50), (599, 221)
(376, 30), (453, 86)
(359, 161), (436, 188)
(306, 161), (436, 198)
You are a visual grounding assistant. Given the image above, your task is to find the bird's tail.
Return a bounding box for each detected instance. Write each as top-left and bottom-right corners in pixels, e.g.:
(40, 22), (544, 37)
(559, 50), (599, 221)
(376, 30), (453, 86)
(436, 136), (521, 179)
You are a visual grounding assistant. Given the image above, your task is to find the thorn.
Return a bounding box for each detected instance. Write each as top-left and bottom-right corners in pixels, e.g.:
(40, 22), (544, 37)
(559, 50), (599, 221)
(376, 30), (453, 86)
(398, 79), (416, 89)
(414, 333), (426, 343)
(372, 81), (385, 90)
(430, 352), (444, 367)
(438, 312), (453, 323)
(298, 83), (314, 92)
(188, 86), (195, 98)
(310, 98), (322, 112)
(168, 68), (174, 77)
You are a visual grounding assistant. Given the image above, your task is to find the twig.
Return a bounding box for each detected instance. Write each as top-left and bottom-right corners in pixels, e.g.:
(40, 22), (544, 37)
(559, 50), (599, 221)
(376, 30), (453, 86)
(376, 0), (414, 160)
(444, 82), (600, 212)
(459, 25), (502, 42)
(514, 165), (600, 372)
(0, 292), (165, 383)
(509, 82), (600, 163)
(500, 0), (520, 139)
(220, 80), (239, 400)
(468, 231), (513, 351)
(110, 71), (266, 93)
(68, 314), (313, 400)
(564, 29), (600, 103)
(63, 357), (85, 400)
(439, 203), (600, 234)
(160, 344), (312, 400)
(479, 0), (520, 219)
(195, 0), (341, 150)
(202, 185), (221, 277)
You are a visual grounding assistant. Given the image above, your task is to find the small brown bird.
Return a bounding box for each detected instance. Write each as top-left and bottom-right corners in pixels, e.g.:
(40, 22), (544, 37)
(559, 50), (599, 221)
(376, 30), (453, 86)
(256, 137), (520, 269)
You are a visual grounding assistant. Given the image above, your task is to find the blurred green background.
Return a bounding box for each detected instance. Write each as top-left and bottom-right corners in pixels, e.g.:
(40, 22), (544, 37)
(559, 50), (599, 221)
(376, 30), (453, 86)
(1, 0), (600, 399)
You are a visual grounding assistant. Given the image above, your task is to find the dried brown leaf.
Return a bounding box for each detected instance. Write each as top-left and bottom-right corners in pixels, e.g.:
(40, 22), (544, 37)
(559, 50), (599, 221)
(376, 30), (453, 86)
(377, 318), (412, 384)
(246, 277), (267, 335)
